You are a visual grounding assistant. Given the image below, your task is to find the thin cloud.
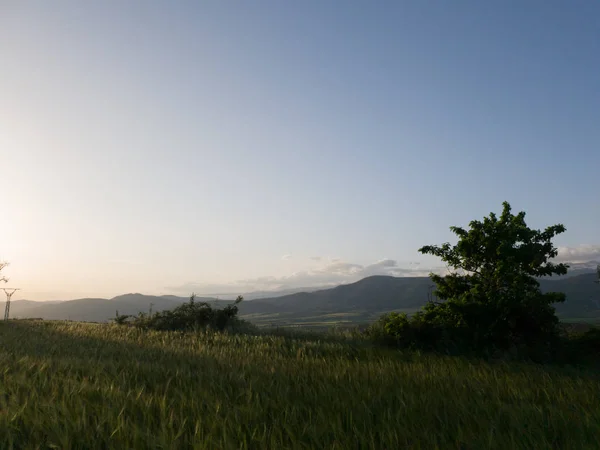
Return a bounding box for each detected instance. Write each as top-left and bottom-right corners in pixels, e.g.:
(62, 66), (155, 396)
(167, 259), (443, 296)
(281, 254), (292, 261)
(167, 244), (599, 296)
(555, 245), (600, 263)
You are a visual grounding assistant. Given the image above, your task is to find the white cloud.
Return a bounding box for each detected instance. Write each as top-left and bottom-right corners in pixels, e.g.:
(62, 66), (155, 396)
(167, 259), (443, 296)
(167, 244), (600, 296)
(281, 254), (292, 261)
(555, 245), (600, 263)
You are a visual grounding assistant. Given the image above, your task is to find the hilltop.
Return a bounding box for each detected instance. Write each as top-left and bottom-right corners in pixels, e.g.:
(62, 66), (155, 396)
(4, 273), (599, 326)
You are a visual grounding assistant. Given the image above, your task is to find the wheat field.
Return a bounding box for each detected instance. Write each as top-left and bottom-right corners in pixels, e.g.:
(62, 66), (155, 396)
(0, 320), (598, 449)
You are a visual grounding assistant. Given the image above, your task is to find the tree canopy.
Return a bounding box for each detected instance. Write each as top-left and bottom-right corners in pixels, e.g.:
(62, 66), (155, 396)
(370, 202), (571, 358)
(416, 201), (569, 353)
(419, 201), (568, 302)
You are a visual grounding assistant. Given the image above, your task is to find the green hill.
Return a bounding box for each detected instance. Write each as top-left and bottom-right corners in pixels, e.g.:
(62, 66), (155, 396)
(5, 273), (599, 327)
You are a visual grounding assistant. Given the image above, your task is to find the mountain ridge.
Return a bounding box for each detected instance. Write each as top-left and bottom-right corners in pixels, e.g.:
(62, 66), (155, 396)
(3, 272), (599, 324)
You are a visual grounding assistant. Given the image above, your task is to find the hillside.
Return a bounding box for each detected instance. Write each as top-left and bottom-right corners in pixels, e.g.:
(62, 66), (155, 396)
(0, 299), (63, 318)
(258, 275), (434, 312)
(2, 293), (282, 323)
(2, 294), (202, 322)
(4, 273), (599, 326)
(542, 273), (600, 319)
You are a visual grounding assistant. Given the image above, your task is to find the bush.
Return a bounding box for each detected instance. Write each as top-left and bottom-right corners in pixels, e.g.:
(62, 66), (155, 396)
(115, 295), (248, 332)
(556, 326), (600, 365)
(367, 312), (420, 346)
(366, 311), (453, 353)
(112, 310), (132, 325)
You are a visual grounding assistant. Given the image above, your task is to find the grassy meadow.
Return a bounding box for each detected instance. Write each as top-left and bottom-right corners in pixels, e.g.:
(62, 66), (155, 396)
(0, 320), (599, 449)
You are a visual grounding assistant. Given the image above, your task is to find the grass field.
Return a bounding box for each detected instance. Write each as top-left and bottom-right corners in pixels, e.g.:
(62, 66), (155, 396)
(240, 308), (424, 330)
(1, 320), (599, 449)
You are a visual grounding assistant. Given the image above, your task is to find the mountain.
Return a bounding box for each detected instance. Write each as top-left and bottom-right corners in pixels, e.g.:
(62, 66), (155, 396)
(0, 299), (64, 318)
(550, 261), (599, 279)
(541, 273), (600, 319)
(247, 273), (600, 325)
(180, 286), (329, 301)
(256, 275), (434, 313)
(4, 273), (599, 325)
(3, 294), (213, 322)
(2, 293), (282, 322)
(226, 286), (326, 300)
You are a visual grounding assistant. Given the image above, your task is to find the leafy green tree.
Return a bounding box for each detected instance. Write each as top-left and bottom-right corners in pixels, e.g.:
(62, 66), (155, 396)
(416, 201), (569, 353)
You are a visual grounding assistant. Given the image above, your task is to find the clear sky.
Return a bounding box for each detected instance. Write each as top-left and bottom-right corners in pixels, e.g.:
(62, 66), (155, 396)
(1, 1), (599, 300)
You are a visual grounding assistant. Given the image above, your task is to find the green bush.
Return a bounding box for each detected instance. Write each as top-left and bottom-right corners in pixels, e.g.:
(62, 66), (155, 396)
(366, 311), (451, 353)
(117, 295), (247, 332)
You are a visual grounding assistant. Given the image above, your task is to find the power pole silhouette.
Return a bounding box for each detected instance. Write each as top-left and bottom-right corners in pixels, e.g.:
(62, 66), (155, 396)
(2, 288), (20, 321)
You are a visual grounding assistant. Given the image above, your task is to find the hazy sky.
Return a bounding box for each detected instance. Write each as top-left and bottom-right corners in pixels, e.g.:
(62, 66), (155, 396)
(1, 1), (599, 300)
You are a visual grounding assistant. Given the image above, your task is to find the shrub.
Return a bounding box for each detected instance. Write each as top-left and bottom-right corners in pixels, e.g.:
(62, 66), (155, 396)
(367, 312), (415, 346)
(115, 295), (247, 332)
(556, 326), (600, 365)
(366, 311), (452, 352)
(112, 310), (132, 325)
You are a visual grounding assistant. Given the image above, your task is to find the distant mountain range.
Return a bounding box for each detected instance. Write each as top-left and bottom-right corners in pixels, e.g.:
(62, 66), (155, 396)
(553, 260), (599, 279)
(187, 286), (326, 301)
(3, 268), (599, 326)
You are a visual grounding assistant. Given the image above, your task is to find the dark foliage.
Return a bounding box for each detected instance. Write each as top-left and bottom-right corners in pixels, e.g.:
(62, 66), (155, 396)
(369, 202), (573, 361)
(115, 294), (246, 332)
(555, 326), (600, 365)
(112, 310), (132, 325)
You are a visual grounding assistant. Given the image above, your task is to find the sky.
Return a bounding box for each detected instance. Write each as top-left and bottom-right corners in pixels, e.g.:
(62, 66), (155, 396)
(1, 1), (599, 300)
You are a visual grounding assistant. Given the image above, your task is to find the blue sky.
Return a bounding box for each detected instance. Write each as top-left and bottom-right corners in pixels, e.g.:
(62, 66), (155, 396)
(1, 1), (599, 300)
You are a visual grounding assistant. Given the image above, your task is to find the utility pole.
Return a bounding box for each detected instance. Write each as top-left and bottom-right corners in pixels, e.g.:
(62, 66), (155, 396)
(2, 288), (20, 321)
(0, 261), (19, 321)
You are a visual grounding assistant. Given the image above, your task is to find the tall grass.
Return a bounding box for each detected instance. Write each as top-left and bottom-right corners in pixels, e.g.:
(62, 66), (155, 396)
(0, 320), (599, 449)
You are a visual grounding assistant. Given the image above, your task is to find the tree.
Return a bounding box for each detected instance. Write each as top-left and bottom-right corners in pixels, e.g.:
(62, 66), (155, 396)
(0, 262), (8, 284)
(417, 201), (569, 353)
